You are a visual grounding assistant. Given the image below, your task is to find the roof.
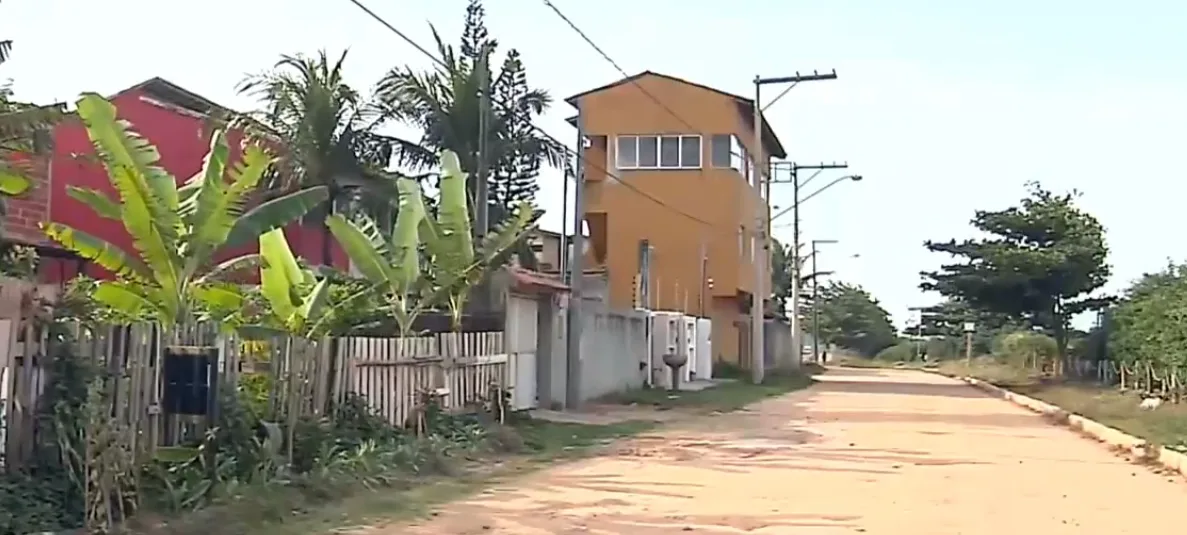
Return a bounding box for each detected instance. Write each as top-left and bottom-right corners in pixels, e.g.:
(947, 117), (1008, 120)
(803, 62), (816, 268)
(117, 77), (232, 117)
(564, 71), (787, 159)
(507, 266), (569, 293)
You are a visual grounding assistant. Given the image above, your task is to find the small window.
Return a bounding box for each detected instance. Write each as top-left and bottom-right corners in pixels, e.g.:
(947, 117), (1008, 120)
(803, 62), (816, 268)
(680, 135), (701, 168)
(638, 136), (658, 167)
(616, 136), (637, 168)
(710, 134), (731, 167)
(659, 136), (680, 167)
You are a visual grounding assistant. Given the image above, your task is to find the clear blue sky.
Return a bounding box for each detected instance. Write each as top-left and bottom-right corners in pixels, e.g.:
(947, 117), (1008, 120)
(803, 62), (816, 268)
(5, 0), (1186, 329)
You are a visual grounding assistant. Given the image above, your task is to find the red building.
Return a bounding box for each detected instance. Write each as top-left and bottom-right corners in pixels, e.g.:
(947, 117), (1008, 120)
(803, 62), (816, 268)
(2, 77), (347, 284)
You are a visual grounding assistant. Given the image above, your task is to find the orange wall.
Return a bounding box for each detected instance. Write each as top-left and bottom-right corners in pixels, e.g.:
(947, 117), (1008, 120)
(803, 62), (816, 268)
(572, 74), (775, 364)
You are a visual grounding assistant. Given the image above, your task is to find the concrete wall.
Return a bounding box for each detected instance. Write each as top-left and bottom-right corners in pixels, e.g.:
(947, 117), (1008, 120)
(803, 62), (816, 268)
(536, 273), (650, 407)
(764, 319), (801, 372)
(580, 303), (649, 400)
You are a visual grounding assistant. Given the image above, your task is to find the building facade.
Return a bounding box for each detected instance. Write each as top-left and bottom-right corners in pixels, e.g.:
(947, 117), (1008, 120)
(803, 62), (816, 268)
(566, 72), (786, 365)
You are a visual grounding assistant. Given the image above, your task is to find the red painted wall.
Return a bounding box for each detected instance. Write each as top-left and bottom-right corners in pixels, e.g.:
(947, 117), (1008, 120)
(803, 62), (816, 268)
(36, 89), (346, 284)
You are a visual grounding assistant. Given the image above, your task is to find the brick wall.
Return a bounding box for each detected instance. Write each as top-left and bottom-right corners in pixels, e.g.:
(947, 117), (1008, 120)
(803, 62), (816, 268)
(2, 155), (50, 246)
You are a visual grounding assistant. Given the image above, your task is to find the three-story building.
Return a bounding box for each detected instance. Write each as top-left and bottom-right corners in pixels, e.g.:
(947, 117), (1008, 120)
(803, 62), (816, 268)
(566, 71), (786, 365)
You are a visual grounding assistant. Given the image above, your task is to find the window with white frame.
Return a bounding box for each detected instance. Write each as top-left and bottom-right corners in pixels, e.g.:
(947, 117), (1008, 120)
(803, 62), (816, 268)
(710, 134), (732, 168)
(615, 135), (702, 169)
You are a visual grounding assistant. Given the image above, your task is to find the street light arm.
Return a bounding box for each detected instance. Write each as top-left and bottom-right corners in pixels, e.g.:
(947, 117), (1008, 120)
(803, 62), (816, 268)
(770, 175), (862, 223)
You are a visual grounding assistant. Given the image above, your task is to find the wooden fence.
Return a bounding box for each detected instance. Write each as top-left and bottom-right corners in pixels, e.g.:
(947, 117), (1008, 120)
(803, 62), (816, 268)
(339, 332), (508, 428)
(1, 318), (510, 471)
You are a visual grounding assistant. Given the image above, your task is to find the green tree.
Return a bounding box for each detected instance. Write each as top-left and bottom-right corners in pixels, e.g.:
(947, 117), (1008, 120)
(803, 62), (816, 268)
(1107, 262), (1187, 390)
(42, 94), (327, 328)
(238, 50), (403, 266)
(375, 0), (564, 224)
(768, 238), (795, 315)
(921, 182), (1111, 367)
(913, 298), (1018, 355)
(804, 280), (897, 356)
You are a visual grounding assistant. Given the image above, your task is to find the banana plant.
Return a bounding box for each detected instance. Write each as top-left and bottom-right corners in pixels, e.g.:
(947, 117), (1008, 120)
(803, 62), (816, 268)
(42, 93), (328, 328)
(418, 151), (535, 329)
(327, 150), (535, 333)
(326, 176), (426, 335)
(254, 228), (332, 337)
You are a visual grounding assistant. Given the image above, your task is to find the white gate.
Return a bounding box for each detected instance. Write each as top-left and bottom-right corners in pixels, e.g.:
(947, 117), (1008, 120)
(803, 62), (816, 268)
(505, 295), (539, 410)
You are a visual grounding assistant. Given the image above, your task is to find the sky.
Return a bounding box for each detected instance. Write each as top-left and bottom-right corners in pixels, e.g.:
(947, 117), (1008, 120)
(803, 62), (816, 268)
(4, 0), (1186, 329)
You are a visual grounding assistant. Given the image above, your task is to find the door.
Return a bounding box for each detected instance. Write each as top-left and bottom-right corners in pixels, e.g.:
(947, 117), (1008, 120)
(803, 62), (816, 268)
(506, 295), (539, 410)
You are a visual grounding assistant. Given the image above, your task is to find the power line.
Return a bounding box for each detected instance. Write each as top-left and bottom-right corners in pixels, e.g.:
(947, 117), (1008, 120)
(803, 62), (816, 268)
(342, 0), (716, 228)
(541, 0), (711, 141)
(541, 0), (752, 162)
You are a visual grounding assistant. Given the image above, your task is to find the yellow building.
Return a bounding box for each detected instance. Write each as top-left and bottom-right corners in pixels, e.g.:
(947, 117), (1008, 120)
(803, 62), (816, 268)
(566, 71), (787, 365)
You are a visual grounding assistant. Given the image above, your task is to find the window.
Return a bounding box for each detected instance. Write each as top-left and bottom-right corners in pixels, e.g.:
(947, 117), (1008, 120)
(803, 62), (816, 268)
(660, 136), (680, 167)
(710, 134), (732, 167)
(638, 136), (658, 167)
(614, 135), (703, 170)
(616, 136), (637, 168)
(680, 136), (701, 167)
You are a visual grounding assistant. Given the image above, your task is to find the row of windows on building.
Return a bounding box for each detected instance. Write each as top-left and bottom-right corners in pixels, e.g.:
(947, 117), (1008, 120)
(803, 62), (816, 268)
(615, 134), (755, 175)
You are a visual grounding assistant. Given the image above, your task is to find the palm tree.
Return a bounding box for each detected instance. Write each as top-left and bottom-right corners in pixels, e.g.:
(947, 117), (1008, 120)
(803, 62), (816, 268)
(238, 50), (405, 267)
(374, 0), (564, 228)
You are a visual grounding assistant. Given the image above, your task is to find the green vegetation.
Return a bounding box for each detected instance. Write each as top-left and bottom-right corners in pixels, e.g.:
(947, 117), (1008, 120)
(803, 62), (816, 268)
(920, 182), (1111, 365)
(936, 357), (1187, 450)
(802, 281), (898, 357)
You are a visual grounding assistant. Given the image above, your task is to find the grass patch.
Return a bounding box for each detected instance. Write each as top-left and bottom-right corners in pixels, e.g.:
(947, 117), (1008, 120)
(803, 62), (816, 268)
(603, 370), (816, 413)
(938, 357), (1187, 450)
(936, 357), (1042, 387)
(198, 417), (656, 535)
(1013, 384), (1187, 450)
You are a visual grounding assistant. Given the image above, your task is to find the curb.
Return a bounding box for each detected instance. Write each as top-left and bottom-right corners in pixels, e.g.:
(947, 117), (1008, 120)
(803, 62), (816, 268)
(957, 375), (1187, 479)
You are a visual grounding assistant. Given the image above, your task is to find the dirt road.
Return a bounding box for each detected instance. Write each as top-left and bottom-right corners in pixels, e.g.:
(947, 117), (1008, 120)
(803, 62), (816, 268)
(391, 368), (1187, 534)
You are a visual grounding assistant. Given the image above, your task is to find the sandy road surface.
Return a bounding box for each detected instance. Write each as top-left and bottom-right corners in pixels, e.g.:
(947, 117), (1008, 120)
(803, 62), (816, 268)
(384, 368), (1187, 534)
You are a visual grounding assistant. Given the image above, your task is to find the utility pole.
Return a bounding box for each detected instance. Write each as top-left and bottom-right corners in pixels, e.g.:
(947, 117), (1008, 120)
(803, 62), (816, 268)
(475, 64), (490, 238)
(559, 161), (570, 282)
(565, 105), (586, 409)
(771, 161), (846, 365)
(811, 241), (820, 363)
(750, 70), (837, 384)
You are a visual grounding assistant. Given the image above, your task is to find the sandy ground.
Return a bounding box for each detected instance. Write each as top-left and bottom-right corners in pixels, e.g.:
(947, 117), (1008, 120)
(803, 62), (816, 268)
(381, 368), (1187, 534)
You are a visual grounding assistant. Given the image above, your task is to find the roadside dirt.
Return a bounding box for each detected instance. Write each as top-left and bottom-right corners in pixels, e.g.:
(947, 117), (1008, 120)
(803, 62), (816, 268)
(367, 368), (1187, 534)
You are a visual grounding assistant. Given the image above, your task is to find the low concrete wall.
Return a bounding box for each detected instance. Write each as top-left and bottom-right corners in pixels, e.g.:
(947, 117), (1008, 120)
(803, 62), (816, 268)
(579, 307), (648, 400)
(960, 376), (1186, 479)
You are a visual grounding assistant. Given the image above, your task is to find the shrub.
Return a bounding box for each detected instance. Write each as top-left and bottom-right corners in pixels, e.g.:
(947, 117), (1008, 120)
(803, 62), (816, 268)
(875, 342), (916, 362)
(995, 331), (1058, 369)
